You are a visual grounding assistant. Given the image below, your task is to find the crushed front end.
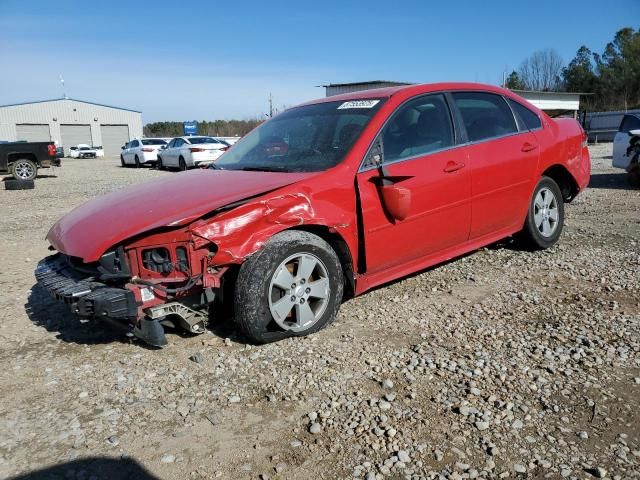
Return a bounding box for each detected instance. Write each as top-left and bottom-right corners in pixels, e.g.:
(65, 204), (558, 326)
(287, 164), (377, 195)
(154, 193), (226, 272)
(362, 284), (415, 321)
(35, 228), (225, 347)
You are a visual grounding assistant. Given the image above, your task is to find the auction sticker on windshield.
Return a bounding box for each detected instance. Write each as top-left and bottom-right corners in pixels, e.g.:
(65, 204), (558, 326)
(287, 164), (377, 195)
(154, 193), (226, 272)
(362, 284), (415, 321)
(337, 100), (380, 109)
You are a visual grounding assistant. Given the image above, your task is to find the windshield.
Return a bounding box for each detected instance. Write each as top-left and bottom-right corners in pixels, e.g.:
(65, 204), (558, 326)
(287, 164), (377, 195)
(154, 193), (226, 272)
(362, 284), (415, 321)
(213, 99), (385, 172)
(142, 139), (167, 145)
(188, 137), (220, 144)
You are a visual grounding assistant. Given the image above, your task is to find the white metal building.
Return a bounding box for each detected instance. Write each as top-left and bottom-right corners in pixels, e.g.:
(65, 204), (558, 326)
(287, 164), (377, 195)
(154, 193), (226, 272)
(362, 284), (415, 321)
(0, 98), (143, 156)
(322, 80), (413, 97)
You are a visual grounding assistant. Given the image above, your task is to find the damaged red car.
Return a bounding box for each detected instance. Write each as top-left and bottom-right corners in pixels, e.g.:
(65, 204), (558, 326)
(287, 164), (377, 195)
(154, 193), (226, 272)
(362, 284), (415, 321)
(35, 83), (591, 347)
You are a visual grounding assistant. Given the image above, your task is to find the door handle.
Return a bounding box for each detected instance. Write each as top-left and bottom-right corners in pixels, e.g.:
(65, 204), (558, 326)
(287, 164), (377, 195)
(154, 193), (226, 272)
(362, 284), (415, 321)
(521, 142), (538, 152)
(443, 161), (465, 173)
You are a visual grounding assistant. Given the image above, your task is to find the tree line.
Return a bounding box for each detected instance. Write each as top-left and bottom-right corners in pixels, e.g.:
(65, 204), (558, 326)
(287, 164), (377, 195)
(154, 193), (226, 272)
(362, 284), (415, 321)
(505, 27), (639, 111)
(143, 119), (263, 138)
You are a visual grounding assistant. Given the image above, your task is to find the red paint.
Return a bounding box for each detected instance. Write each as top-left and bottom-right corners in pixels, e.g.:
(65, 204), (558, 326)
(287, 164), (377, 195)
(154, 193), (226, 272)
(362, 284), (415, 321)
(46, 82), (590, 316)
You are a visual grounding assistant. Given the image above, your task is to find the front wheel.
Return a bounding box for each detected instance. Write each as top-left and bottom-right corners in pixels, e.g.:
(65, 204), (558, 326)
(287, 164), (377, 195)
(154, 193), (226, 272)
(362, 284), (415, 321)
(120, 155), (126, 167)
(520, 176), (564, 249)
(11, 158), (37, 180)
(157, 156), (164, 170)
(234, 230), (344, 344)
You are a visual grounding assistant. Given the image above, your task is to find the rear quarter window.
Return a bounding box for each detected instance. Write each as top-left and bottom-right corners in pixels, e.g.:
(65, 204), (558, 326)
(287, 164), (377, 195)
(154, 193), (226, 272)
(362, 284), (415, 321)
(508, 99), (542, 130)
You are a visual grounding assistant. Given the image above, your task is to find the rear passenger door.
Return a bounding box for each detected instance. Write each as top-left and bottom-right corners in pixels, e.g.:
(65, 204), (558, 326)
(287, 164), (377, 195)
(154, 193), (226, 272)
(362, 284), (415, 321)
(451, 92), (539, 239)
(613, 115), (640, 168)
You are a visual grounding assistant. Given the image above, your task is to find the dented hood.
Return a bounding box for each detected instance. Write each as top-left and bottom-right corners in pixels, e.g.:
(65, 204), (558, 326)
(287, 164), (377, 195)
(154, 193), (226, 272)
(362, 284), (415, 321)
(47, 169), (312, 262)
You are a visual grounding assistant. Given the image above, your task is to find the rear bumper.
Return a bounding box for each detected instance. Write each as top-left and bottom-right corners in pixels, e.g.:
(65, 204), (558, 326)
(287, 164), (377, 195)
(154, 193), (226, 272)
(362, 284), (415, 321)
(35, 254), (137, 321)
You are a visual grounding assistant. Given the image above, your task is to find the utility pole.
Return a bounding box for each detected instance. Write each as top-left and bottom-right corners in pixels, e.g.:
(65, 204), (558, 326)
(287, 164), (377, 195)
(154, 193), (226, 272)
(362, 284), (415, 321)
(269, 92), (273, 118)
(60, 74), (68, 99)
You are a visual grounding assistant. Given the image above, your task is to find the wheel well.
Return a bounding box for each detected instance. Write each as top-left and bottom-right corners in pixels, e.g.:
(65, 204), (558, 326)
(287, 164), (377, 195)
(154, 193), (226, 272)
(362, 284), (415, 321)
(286, 225), (355, 300)
(542, 165), (579, 202)
(8, 153), (37, 166)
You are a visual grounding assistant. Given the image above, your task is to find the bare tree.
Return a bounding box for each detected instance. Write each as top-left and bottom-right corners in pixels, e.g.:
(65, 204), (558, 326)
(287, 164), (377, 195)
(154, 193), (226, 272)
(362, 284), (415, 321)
(518, 49), (564, 91)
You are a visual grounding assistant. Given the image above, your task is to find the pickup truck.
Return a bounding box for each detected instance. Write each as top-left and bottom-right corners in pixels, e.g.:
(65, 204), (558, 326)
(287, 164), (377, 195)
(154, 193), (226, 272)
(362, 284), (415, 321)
(0, 141), (60, 180)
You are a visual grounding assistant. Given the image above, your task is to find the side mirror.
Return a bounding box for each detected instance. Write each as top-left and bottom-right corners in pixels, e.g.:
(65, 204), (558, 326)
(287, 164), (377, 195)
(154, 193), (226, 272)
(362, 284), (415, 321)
(366, 135), (412, 222)
(121, 145), (125, 150)
(379, 184), (412, 221)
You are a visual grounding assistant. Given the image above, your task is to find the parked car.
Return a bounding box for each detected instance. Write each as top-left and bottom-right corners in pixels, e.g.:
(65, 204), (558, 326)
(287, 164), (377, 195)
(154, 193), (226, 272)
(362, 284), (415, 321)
(156, 136), (229, 170)
(120, 138), (168, 167)
(0, 141), (60, 181)
(612, 113), (640, 169)
(68, 144), (104, 159)
(35, 83), (590, 347)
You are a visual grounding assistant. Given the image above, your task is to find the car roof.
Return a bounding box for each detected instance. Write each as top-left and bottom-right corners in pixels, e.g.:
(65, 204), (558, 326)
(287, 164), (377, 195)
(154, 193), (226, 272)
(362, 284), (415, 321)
(300, 82), (522, 106)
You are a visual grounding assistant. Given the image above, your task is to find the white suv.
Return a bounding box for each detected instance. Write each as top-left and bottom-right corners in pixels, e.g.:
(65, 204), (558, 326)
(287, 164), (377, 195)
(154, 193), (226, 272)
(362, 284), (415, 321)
(613, 114), (640, 169)
(157, 136), (229, 170)
(121, 138), (168, 167)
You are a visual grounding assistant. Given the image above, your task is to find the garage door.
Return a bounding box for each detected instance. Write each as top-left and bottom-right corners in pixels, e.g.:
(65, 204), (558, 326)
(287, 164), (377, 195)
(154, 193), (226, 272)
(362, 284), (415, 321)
(61, 124), (92, 152)
(16, 124), (51, 142)
(101, 125), (130, 156)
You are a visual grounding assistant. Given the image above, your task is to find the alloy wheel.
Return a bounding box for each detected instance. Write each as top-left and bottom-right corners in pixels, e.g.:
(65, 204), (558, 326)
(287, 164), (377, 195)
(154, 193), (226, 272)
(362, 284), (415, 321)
(268, 253), (330, 332)
(533, 187), (559, 237)
(14, 160), (35, 180)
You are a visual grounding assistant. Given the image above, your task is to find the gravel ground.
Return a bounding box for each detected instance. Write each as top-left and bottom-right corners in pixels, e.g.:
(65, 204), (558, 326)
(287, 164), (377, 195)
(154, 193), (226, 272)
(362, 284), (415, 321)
(0, 145), (638, 480)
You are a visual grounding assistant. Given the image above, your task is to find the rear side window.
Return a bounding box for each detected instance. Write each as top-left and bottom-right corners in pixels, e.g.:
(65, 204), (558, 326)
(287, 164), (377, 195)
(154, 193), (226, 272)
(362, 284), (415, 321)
(452, 92), (517, 142)
(508, 99), (542, 130)
(620, 115), (640, 133)
(382, 93), (454, 162)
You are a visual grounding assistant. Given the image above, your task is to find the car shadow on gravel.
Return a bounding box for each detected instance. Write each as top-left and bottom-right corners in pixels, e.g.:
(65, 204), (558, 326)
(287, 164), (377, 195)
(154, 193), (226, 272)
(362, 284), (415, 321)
(589, 172), (634, 190)
(7, 456), (159, 480)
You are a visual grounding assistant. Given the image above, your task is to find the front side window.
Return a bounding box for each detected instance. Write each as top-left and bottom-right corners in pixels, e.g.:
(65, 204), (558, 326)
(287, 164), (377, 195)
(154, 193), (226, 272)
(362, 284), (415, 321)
(382, 94), (454, 163)
(620, 115), (640, 133)
(452, 92), (517, 142)
(508, 99), (542, 130)
(214, 99), (385, 172)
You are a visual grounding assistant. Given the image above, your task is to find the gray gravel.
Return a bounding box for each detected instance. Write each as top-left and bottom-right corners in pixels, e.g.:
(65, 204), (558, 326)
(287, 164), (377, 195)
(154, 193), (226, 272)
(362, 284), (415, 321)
(0, 146), (638, 479)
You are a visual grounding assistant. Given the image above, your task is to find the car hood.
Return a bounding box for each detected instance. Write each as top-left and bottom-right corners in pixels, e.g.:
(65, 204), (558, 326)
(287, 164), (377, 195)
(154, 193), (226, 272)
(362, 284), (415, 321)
(47, 169), (313, 262)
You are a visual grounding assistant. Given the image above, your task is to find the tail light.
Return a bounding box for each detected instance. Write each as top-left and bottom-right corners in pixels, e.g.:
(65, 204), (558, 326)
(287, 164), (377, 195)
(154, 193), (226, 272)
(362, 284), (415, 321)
(141, 148), (154, 152)
(189, 147), (205, 152)
(580, 128), (588, 148)
(47, 144), (56, 156)
(220, 146), (229, 152)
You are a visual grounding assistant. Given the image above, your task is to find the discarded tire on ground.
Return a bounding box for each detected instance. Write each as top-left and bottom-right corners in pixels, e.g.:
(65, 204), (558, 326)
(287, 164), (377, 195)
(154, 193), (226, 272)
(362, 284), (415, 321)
(4, 178), (35, 190)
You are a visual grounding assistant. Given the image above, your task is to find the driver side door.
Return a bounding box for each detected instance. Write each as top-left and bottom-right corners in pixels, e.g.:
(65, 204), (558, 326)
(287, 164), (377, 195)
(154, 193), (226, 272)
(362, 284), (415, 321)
(356, 93), (472, 275)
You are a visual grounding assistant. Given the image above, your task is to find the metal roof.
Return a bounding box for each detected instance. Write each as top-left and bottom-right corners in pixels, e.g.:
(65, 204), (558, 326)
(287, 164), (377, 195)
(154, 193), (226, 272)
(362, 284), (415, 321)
(511, 89), (592, 96)
(0, 97), (141, 113)
(320, 80), (415, 88)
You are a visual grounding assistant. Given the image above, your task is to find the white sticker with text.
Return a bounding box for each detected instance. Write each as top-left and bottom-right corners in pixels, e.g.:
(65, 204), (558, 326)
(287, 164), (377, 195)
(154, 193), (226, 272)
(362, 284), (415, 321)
(337, 100), (380, 109)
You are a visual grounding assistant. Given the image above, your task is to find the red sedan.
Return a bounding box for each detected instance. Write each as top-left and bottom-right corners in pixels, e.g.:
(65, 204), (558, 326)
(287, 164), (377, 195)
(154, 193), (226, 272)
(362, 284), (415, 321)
(36, 83), (590, 347)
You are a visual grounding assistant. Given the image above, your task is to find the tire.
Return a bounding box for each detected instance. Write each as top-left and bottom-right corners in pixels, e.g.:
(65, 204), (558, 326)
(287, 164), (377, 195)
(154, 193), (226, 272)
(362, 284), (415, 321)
(234, 230), (344, 344)
(157, 156), (164, 170)
(134, 155), (141, 168)
(5, 179), (35, 190)
(10, 158), (37, 180)
(179, 157), (187, 171)
(120, 155), (126, 167)
(520, 176), (565, 249)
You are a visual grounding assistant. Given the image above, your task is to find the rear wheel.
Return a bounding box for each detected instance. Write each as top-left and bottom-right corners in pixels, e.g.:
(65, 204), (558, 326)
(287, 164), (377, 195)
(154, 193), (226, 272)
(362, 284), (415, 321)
(234, 231), (344, 344)
(134, 155), (141, 168)
(179, 157), (187, 171)
(520, 176), (564, 249)
(11, 158), (37, 180)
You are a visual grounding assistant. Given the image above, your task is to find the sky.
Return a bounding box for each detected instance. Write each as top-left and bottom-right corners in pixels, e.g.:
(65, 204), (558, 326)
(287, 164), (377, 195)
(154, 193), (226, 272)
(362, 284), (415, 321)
(0, 0), (637, 123)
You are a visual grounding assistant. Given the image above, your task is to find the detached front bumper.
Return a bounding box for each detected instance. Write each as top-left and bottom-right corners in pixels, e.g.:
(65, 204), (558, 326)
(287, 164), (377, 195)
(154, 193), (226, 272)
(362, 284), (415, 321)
(35, 254), (168, 346)
(35, 254), (138, 323)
